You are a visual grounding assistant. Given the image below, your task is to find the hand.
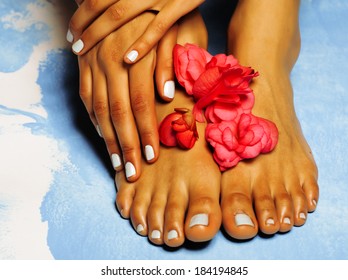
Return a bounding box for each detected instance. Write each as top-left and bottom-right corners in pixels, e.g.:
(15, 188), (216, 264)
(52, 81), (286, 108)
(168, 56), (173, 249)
(78, 12), (178, 182)
(68, 0), (204, 64)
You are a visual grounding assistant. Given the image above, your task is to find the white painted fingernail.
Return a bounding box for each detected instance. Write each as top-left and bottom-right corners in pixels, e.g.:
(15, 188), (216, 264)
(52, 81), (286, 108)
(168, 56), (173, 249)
(266, 218), (275, 225)
(151, 230), (161, 239)
(96, 125), (103, 138)
(189, 214), (209, 227)
(164, 81), (175, 99)
(126, 50), (138, 62)
(72, 39), (84, 53)
(136, 224), (144, 234)
(167, 230), (178, 240)
(299, 212), (306, 220)
(235, 213), (254, 227)
(66, 29), (73, 43)
(111, 154), (122, 170)
(125, 162), (136, 178)
(145, 145), (155, 161)
(283, 217), (291, 225)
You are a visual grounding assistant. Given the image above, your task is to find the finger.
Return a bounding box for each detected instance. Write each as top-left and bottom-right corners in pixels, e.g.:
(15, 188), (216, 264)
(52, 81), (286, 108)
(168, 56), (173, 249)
(123, 0), (204, 63)
(68, 0), (118, 43)
(106, 66), (142, 182)
(92, 66), (123, 172)
(155, 24), (178, 101)
(129, 49), (159, 164)
(71, 1), (152, 55)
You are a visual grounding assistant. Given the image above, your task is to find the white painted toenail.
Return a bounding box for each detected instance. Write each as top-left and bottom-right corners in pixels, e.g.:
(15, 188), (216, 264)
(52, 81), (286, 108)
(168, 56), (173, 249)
(189, 214), (209, 227)
(283, 217), (291, 225)
(164, 81), (175, 99)
(145, 145), (155, 161)
(66, 29), (73, 43)
(126, 50), (138, 62)
(151, 230), (161, 239)
(125, 162), (136, 178)
(266, 218), (275, 225)
(299, 212), (306, 220)
(111, 154), (122, 170)
(96, 125), (103, 138)
(136, 224), (144, 234)
(312, 200), (317, 206)
(72, 39), (84, 53)
(167, 230), (178, 240)
(235, 213), (254, 227)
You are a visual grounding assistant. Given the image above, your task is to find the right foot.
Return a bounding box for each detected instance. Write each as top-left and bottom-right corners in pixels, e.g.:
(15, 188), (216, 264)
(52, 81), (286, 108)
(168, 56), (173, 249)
(115, 11), (222, 247)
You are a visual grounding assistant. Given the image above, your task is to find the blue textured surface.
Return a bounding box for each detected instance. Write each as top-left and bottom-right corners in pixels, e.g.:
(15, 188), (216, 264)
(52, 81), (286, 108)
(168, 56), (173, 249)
(0, 0), (347, 260)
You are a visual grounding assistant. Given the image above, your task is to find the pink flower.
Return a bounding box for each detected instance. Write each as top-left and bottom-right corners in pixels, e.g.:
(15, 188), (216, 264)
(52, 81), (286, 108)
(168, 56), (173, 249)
(159, 108), (199, 149)
(205, 114), (278, 171)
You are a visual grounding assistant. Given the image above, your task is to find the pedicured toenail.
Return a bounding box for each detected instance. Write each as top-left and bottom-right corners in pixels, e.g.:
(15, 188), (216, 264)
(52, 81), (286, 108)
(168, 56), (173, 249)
(235, 213), (254, 227)
(266, 218), (275, 225)
(167, 230), (178, 240)
(66, 29), (73, 43)
(189, 214), (209, 227)
(126, 50), (138, 62)
(312, 200), (317, 206)
(72, 39), (84, 53)
(125, 162), (136, 179)
(145, 145), (155, 161)
(111, 154), (122, 169)
(283, 217), (291, 225)
(164, 81), (175, 99)
(299, 212), (306, 220)
(151, 230), (161, 239)
(136, 224), (144, 234)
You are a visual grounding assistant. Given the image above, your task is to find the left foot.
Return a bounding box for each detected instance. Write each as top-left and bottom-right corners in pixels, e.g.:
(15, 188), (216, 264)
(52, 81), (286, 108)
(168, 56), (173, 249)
(220, 0), (319, 239)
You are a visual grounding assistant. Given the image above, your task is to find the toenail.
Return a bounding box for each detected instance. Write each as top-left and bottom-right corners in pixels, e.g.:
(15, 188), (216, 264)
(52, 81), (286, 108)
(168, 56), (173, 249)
(145, 145), (155, 161)
(125, 162), (136, 178)
(312, 199), (317, 206)
(66, 29), (73, 43)
(235, 213), (254, 227)
(164, 81), (175, 99)
(136, 224), (144, 234)
(111, 154), (122, 169)
(167, 230), (178, 240)
(126, 50), (138, 62)
(96, 125), (103, 138)
(283, 217), (291, 225)
(266, 218), (275, 225)
(72, 39), (84, 53)
(151, 230), (161, 239)
(299, 212), (306, 220)
(189, 214), (209, 227)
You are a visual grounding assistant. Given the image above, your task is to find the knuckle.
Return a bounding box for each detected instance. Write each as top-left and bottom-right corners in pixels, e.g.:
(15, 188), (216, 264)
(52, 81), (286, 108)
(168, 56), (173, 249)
(93, 101), (108, 116)
(107, 4), (126, 21)
(85, 0), (98, 11)
(131, 94), (149, 114)
(104, 137), (118, 149)
(79, 86), (90, 101)
(121, 143), (136, 156)
(153, 19), (167, 34)
(110, 100), (127, 120)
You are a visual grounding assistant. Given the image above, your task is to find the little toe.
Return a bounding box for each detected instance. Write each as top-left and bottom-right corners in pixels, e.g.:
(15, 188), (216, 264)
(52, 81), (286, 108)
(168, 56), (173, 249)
(303, 178), (319, 212)
(291, 187), (308, 226)
(221, 192), (258, 240)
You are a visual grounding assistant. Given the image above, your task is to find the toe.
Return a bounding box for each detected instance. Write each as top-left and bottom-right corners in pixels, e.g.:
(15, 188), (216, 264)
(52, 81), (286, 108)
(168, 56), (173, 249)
(147, 194), (167, 245)
(221, 192), (258, 240)
(115, 172), (136, 218)
(290, 186), (308, 226)
(184, 190), (221, 243)
(302, 178), (319, 212)
(273, 188), (294, 232)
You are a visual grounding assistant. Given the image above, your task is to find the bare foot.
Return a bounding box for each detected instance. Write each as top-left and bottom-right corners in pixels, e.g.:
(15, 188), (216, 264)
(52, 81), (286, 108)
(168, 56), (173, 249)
(221, 0), (319, 239)
(115, 11), (222, 247)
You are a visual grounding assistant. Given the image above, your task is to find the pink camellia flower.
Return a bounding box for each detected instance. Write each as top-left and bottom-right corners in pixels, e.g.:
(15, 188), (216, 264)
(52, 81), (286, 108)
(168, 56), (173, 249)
(205, 114), (278, 171)
(159, 108), (198, 149)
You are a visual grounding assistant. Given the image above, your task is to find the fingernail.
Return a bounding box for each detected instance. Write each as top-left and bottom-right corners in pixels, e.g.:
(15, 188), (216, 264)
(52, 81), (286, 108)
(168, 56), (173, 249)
(66, 29), (73, 43)
(125, 162), (136, 178)
(167, 230), (178, 240)
(111, 154), (122, 170)
(136, 224), (144, 234)
(96, 125), (103, 137)
(145, 145), (155, 161)
(151, 230), (161, 239)
(126, 50), (138, 62)
(72, 39), (84, 53)
(266, 218), (275, 225)
(164, 81), (175, 99)
(235, 213), (254, 227)
(299, 212), (306, 220)
(283, 217), (291, 225)
(189, 213), (209, 227)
